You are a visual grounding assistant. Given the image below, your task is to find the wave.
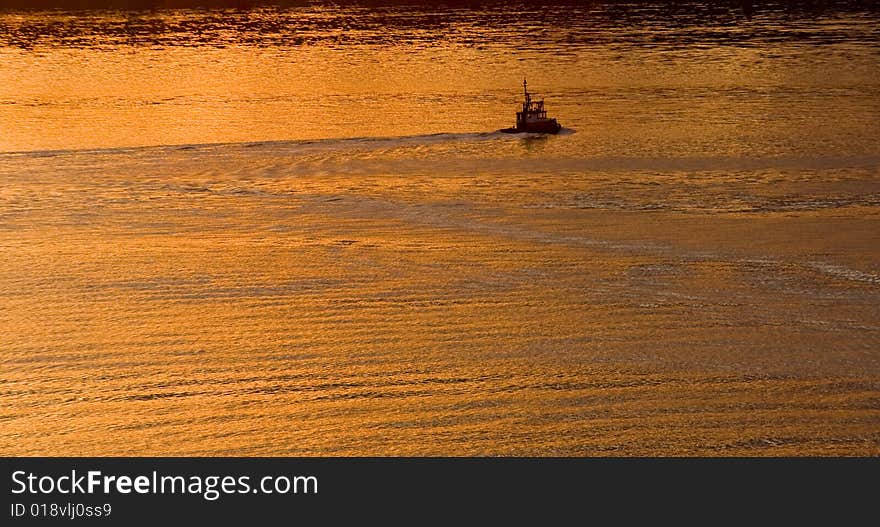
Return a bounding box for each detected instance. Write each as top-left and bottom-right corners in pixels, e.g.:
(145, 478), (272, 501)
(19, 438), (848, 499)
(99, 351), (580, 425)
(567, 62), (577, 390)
(0, 131), (510, 158)
(4, 131), (877, 177)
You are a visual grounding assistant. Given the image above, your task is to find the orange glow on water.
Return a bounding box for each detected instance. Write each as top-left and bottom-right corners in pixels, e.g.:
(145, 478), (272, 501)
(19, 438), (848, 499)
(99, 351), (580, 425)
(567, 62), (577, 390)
(1, 4), (879, 456)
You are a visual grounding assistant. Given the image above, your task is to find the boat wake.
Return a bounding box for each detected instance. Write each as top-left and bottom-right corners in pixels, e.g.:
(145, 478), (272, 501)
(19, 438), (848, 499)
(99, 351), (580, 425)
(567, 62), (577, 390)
(0, 131), (517, 159)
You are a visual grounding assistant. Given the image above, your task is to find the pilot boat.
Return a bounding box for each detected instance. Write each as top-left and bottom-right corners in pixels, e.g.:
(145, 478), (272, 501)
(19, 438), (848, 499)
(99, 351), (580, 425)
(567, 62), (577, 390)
(500, 79), (562, 134)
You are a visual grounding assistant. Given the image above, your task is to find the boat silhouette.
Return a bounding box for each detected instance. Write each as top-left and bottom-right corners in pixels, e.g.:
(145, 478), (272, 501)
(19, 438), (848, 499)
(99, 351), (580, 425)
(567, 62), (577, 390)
(500, 79), (562, 134)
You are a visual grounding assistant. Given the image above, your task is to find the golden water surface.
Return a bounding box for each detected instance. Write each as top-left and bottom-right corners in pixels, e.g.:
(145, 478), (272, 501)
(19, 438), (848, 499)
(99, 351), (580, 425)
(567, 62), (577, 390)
(1, 2), (879, 455)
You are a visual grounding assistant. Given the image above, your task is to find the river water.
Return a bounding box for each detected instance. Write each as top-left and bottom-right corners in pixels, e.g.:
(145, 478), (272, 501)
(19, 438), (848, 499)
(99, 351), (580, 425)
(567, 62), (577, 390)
(1, 1), (878, 455)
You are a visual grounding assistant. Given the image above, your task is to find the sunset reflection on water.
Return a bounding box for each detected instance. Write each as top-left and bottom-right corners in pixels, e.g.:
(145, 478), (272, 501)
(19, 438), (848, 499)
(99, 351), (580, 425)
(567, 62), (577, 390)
(1, 2), (879, 455)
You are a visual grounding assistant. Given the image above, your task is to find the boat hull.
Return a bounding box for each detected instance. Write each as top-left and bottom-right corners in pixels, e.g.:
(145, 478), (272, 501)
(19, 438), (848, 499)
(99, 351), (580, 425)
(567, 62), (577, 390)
(499, 121), (562, 134)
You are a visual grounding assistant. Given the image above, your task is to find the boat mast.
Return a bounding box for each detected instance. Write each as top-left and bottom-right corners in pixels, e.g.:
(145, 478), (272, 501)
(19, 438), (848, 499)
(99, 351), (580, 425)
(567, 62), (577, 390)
(523, 78), (531, 110)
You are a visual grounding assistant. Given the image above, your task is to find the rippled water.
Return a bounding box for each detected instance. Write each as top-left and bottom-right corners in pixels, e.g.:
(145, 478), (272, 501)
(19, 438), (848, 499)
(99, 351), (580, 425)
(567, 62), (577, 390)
(1, 2), (879, 455)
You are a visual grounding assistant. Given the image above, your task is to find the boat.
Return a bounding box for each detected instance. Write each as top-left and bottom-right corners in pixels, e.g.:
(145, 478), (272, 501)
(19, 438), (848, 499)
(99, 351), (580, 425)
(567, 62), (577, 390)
(500, 79), (562, 134)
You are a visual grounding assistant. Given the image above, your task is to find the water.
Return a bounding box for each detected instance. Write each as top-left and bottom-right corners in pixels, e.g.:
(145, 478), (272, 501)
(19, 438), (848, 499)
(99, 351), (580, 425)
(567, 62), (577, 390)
(1, 1), (879, 455)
